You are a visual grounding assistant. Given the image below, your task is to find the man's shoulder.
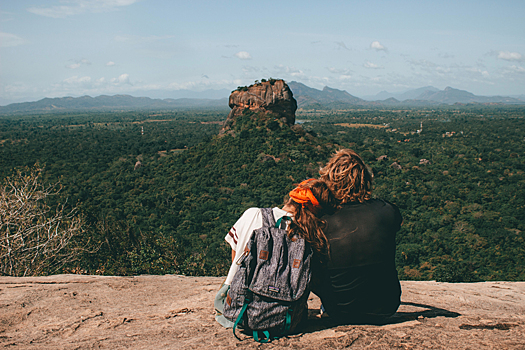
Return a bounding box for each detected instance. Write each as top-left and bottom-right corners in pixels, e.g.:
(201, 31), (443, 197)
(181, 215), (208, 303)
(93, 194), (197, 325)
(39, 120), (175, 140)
(333, 198), (402, 224)
(342, 198), (398, 210)
(369, 198), (399, 209)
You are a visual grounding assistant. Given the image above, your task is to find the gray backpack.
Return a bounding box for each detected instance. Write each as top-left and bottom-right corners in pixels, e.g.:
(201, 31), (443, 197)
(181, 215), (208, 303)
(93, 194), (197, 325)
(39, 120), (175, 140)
(223, 208), (312, 342)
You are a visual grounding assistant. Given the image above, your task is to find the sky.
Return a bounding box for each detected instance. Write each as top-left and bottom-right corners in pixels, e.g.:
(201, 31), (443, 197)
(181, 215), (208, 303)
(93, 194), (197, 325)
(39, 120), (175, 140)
(1, 0), (524, 105)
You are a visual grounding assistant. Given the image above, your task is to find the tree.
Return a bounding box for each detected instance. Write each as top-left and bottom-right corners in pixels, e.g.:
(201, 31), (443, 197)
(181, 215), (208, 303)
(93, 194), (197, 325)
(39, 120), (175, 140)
(0, 166), (84, 276)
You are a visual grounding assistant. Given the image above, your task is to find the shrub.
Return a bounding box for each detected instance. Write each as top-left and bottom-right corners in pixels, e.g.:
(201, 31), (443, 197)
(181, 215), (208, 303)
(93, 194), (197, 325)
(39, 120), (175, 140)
(0, 166), (85, 276)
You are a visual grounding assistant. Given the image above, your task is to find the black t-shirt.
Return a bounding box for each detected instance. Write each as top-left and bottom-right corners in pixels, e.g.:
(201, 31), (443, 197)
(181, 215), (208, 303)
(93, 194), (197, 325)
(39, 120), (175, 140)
(312, 199), (403, 321)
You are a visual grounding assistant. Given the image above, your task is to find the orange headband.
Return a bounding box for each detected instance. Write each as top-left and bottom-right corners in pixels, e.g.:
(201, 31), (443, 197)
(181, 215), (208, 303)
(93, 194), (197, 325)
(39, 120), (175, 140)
(289, 179), (321, 212)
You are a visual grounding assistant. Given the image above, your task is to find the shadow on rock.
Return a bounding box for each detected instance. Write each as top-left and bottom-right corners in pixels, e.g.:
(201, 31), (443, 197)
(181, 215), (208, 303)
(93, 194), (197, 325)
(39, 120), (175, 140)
(301, 301), (461, 333)
(388, 302), (461, 324)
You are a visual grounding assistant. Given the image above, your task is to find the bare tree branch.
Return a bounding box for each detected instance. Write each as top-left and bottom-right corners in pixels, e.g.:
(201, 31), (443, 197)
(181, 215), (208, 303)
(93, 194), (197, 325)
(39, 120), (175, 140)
(0, 166), (85, 276)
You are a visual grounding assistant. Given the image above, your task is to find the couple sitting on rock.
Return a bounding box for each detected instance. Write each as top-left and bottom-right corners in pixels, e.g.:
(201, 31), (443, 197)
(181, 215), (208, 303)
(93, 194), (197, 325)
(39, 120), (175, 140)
(215, 149), (403, 330)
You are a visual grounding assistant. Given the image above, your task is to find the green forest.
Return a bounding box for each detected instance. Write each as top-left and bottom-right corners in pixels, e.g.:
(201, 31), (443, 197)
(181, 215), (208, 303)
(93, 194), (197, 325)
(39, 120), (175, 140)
(1, 105), (524, 281)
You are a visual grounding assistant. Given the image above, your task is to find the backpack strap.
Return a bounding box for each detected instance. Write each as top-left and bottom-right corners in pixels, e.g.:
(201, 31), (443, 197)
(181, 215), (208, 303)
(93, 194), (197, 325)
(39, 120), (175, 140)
(232, 292), (252, 341)
(253, 330), (271, 343)
(260, 208), (276, 228)
(252, 308), (293, 343)
(283, 307), (293, 334)
(262, 207), (292, 230)
(275, 216), (292, 229)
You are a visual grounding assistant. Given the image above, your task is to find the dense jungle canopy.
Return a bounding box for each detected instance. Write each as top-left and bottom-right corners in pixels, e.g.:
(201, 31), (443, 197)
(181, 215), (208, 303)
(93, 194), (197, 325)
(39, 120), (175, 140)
(1, 106), (524, 281)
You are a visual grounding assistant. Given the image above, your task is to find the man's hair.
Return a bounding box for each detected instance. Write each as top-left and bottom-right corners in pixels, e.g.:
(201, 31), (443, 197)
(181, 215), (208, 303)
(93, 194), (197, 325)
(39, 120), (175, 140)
(319, 149), (373, 204)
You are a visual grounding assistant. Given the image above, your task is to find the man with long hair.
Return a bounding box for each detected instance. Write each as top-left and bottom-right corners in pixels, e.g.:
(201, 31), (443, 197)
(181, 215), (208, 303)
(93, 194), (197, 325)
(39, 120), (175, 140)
(315, 149), (403, 324)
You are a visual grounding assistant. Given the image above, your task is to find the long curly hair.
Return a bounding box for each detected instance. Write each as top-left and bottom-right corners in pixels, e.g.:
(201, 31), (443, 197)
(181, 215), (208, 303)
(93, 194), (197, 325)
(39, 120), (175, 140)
(319, 149), (373, 204)
(286, 179), (337, 263)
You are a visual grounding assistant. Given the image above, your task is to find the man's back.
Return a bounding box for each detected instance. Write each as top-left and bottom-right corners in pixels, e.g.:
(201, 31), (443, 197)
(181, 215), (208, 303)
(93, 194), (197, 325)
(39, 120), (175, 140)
(313, 199), (402, 323)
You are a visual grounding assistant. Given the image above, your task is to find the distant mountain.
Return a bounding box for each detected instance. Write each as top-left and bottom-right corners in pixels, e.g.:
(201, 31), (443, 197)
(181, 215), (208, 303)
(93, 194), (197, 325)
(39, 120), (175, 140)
(372, 91), (394, 100)
(0, 95), (228, 115)
(397, 86), (441, 101)
(379, 97), (401, 106)
(288, 81), (364, 108)
(363, 86), (440, 101)
(418, 87), (524, 104)
(130, 88), (231, 100)
(363, 86), (524, 105)
(3, 84), (523, 115)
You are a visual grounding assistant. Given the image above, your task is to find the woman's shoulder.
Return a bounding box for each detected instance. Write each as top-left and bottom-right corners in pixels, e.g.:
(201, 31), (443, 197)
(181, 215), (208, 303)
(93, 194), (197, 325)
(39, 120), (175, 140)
(241, 207), (262, 216)
(272, 207), (290, 217)
(236, 207), (263, 223)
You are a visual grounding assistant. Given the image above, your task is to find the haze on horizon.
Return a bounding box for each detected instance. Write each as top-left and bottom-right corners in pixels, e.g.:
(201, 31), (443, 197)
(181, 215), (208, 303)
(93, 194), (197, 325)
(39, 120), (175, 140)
(1, 0), (524, 105)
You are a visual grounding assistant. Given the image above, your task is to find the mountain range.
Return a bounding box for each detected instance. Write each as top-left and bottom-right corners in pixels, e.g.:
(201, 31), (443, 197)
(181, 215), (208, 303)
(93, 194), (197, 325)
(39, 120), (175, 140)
(1, 83), (524, 115)
(0, 95), (228, 114)
(287, 82), (525, 108)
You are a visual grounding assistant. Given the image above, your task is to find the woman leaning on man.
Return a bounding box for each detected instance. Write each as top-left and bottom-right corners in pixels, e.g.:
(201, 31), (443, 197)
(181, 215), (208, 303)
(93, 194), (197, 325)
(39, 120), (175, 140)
(214, 178), (337, 328)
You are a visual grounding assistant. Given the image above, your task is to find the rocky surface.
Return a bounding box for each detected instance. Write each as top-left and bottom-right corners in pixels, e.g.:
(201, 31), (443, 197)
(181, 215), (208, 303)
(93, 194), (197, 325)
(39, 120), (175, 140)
(220, 80), (297, 135)
(1, 275), (524, 349)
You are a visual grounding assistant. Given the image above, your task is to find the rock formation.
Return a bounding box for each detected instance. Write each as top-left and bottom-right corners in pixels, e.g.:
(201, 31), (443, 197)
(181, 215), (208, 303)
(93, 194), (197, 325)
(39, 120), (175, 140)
(219, 79), (297, 135)
(1, 275), (524, 349)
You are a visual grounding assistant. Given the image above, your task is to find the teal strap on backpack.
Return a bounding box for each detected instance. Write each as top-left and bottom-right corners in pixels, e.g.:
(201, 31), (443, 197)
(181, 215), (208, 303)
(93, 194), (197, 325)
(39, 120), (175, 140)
(252, 307), (293, 343)
(233, 294), (251, 341)
(283, 308), (293, 334)
(233, 299), (293, 342)
(275, 216), (292, 229)
(253, 330), (271, 343)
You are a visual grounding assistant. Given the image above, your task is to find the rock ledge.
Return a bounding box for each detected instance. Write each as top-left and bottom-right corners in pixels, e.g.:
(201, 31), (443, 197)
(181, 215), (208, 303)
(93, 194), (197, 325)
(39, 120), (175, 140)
(1, 275), (524, 349)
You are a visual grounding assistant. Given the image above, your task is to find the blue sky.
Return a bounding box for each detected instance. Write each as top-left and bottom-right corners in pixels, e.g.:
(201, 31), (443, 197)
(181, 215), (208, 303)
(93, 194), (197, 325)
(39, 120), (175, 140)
(1, 0), (524, 104)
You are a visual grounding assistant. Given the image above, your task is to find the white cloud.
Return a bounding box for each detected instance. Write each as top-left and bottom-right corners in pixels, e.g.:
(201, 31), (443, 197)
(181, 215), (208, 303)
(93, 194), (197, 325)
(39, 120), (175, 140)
(242, 65), (260, 73)
(370, 41), (387, 51)
(435, 66), (451, 75)
(110, 73), (131, 85)
(235, 51), (252, 60)
(66, 58), (91, 69)
(466, 67), (490, 77)
(28, 0), (139, 18)
(497, 51), (524, 62)
(2, 82), (36, 95)
(63, 76), (92, 85)
(273, 64), (304, 77)
(0, 32), (27, 47)
(54, 73), (131, 94)
(363, 61), (383, 69)
(508, 65), (525, 73)
(106, 61), (116, 66)
(407, 59), (438, 69)
(327, 67), (352, 75)
(165, 78), (242, 91)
